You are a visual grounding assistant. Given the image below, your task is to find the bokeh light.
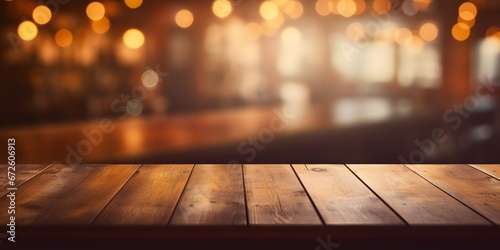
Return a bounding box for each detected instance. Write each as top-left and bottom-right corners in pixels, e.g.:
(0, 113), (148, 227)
(86, 2), (105, 21)
(92, 17), (110, 34)
(263, 12), (284, 29)
(338, 0), (357, 17)
(373, 0), (391, 15)
(32, 5), (52, 25)
(458, 15), (475, 28)
(284, 1), (303, 19)
(315, 0), (331, 16)
(419, 22), (438, 42)
(17, 21), (38, 41)
(175, 9), (194, 28)
(452, 22), (470, 41)
(124, 0), (143, 9)
(212, 0), (232, 18)
(354, 0), (366, 15)
(413, 0), (433, 11)
(260, 1), (280, 20)
(55, 29), (73, 47)
(123, 28), (145, 49)
(141, 69), (159, 89)
(402, 0), (418, 16)
(458, 2), (477, 21)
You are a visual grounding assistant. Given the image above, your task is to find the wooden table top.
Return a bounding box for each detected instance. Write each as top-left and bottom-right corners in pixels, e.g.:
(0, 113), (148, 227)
(0, 164), (498, 248)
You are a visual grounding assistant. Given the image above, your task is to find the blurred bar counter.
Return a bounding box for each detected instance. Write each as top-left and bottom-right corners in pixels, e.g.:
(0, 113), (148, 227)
(2, 98), (499, 164)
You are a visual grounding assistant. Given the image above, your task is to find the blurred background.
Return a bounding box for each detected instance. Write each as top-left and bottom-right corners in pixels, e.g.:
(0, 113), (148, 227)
(0, 0), (499, 163)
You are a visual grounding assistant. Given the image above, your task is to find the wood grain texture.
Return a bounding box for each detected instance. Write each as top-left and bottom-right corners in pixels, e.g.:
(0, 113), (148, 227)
(293, 164), (403, 225)
(170, 164), (246, 225)
(244, 164), (322, 225)
(347, 164), (490, 225)
(469, 164), (500, 180)
(94, 164), (194, 225)
(0, 164), (139, 225)
(407, 164), (500, 224)
(0, 164), (50, 196)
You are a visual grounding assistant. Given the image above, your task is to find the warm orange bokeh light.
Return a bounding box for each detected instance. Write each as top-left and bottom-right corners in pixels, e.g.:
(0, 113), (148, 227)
(452, 22), (470, 41)
(175, 9), (194, 28)
(122, 28), (145, 49)
(373, 0), (391, 15)
(18, 21), (38, 41)
(55, 29), (73, 47)
(260, 1), (280, 20)
(458, 2), (477, 21)
(32, 5), (52, 25)
(92, 17), (110, 34)
(212, 0), (232, 18)
(124, 0), (142, 9)
(419, 22), (438, 42)
(86, 2), (105, 21)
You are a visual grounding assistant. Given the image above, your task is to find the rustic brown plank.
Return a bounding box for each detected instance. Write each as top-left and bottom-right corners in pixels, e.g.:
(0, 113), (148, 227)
(0, 164), (140, 225)
(407, 164), (500, 225)
(244, 164), (322, 225)
(347, 164), (490, 225)
(94, 164), (193, 225)
(170, 164), (246, 225)
(0, 164), (51, 196)
(469, 164), (500, 180)
(293, 164), (403, 225)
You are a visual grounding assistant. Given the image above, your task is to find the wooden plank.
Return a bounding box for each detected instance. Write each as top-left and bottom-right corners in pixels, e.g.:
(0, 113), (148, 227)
(407, 164), (500, 225)
(0, 164), (51, 196)
(0, 164), (140, 225)
(94, 164), (193, 225)
(347, 164), (490, 225)
(244, 164), (322, 225)
(293, 164), (403, 225)
(469, 164), (500, 180)
(170, 164), (246, 225)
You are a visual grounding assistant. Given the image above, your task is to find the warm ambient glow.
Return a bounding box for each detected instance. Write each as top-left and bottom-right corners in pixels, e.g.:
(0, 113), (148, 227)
(413, 0), (433, 11)
(212, 0), (232, 18)
(55, 29), (73, 47)
(452, 23), (470, 42)
(124, 0), (142, 9)
(92, 17), (110, 34)
(175, 9), (194, 28)
(284, 1), (303, 19)
(281, 27), (301, 43)
(315, 0), (331, 17)
(346, 22), (364, 42)
(32, 5), (52, 25)
(337, 0), (356, 17)
(245, 22), (262, 40)
(123, 28), (145, 49)
(354, 0), (366, 15)
(373, 0), (391, 15)
(260, 1), (280, 20)
(17, 21), (38, 41)
(458, 2), (477, 21)
(86, 2), (105, 21)
(394, 27), (412, 46)
(419, 22), (438, 42)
